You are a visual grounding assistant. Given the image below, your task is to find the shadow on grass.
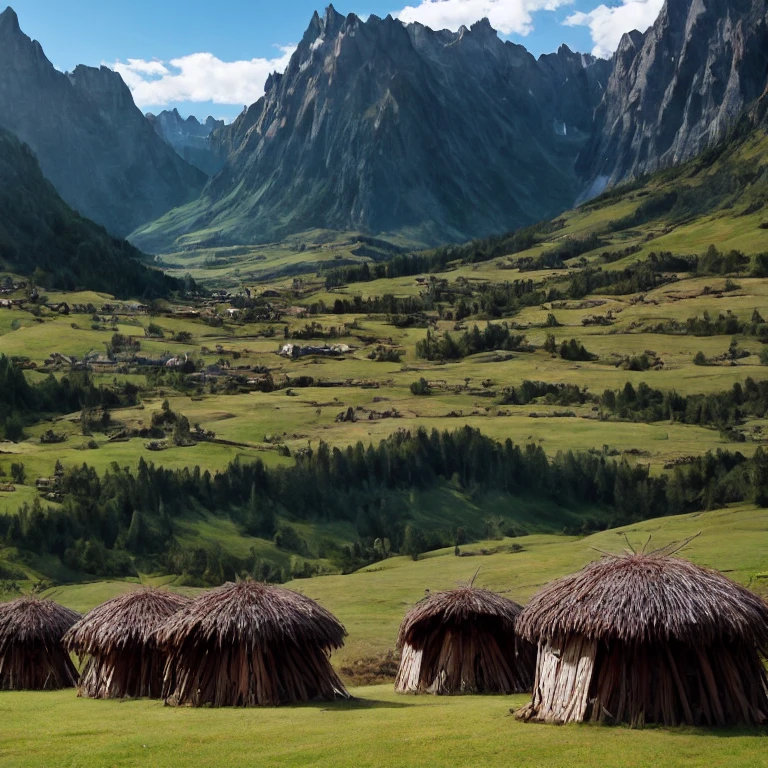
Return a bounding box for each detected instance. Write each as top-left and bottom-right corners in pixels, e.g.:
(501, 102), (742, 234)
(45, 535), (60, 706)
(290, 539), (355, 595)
(302, 696), (414, 711)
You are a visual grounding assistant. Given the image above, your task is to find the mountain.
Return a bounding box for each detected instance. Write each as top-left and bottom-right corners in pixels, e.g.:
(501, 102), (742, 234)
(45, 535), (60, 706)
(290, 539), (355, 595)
(0, 6), (206, 237)
(578, 0), (768, 197)
(0, 128), (182, 298)
(146, 109), (226, 176)
(132, 6), (610, 252)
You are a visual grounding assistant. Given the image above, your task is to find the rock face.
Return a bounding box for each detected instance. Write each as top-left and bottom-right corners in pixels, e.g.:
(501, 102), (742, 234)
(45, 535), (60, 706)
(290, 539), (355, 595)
(146, 109), (225, 176)
(135, 6), (610, 251)
(0, 7), (206, 237)
(578, 0), (768, 194)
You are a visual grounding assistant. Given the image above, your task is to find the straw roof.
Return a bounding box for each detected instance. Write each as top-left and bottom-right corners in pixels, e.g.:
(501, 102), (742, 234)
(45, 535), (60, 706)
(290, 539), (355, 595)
(64, 588), (191, 655)
(156, 581), (346, 650)
(0, 597), (80, 646)
(397, 586), (523, 648)
(517, 552), (768, 649)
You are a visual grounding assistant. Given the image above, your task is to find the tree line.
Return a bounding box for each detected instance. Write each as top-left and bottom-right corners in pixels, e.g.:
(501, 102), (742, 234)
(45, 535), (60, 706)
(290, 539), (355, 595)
(3, 426), (767, 584)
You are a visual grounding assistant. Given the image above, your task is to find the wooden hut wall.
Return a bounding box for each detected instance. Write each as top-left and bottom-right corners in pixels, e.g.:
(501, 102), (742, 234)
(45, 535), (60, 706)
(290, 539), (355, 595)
(520, 636), (768, 727)
(78, 646), (167, 699)
(0, 640), (78, 691)
(521, 637), (597, 723)
(395, 623), (534, 695)
(164, 639), (349, 707)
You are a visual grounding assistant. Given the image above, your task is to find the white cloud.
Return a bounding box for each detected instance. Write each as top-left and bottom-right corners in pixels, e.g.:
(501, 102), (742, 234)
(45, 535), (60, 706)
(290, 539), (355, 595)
(110, 46), (296, 108)
(393, 0), (573, 37)
(565, 0), (663, 58)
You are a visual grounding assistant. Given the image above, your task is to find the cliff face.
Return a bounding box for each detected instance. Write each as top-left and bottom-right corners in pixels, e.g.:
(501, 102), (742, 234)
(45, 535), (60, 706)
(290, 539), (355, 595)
(146, 109), (225, 176)
(0, 7), (206, 237)
(578, 0), (768, 195)
(136, 7), (610, 250)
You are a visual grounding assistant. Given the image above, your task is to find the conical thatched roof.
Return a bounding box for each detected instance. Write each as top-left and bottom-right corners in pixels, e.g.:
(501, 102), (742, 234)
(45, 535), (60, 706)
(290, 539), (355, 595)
(0, 597), (80, 646)
(64, 588), (191, 655)
(517, 553), (768, 649)
(155, 581), (346, 651)
(397, 586), (523, 647)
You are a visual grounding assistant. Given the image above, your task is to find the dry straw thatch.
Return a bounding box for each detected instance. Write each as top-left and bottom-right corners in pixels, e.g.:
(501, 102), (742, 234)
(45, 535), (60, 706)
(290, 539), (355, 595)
(0, 597), (80, 690)
(516, 543), (768, 727)
(395, 582), (535, 695)
(64, 587), (190, 699)
(156, 580), (350, 706)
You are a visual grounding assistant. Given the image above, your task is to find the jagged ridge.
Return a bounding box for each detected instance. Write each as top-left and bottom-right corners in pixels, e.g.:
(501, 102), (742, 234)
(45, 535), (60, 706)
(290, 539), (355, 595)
(133, 6), (610, 251)
(0, 6), (206, 237)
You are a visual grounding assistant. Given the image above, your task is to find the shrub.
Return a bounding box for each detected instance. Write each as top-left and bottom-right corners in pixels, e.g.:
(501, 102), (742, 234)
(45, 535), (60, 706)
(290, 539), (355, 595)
(410, 378), (432, 396)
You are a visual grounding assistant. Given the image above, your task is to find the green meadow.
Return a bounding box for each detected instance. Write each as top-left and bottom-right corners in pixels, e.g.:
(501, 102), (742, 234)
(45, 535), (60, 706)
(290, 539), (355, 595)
(0, 505), (766, 767)
(2, 687), (766, 768)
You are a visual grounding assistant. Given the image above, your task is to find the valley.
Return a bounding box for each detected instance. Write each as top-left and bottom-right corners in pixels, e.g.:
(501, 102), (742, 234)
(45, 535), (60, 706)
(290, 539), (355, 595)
(0, 0), (767, 765)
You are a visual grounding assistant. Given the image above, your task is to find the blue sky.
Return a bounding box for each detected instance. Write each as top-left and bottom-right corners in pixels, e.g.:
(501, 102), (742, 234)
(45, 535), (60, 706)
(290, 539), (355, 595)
(7, 1), (664, 121)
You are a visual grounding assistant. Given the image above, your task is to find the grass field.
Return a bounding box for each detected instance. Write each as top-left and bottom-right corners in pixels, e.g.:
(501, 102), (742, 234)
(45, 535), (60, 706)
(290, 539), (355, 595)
(2, 686), (766, 768)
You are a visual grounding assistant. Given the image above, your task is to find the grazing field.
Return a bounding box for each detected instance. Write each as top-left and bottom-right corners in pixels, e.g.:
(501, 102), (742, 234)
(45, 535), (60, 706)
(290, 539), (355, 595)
(1, 686), (766, 768)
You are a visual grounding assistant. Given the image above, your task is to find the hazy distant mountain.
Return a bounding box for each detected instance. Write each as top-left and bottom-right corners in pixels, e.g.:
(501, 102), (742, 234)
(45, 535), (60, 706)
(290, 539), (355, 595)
(146, 109), (226, 176)
(0, 6), (206, 237)
(0, 128), (179, 297)
(578, 0), (768, 197)
(133, 6), (611, 251)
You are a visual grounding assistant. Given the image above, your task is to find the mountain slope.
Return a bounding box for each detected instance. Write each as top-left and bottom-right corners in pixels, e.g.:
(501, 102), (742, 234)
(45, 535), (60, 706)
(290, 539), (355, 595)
(0, 128), (182, 298)
(132, 7), (610, 252)
(578, 0), (768, 196)
(0, 6), (206, 237)
(146, 109), (225, 176)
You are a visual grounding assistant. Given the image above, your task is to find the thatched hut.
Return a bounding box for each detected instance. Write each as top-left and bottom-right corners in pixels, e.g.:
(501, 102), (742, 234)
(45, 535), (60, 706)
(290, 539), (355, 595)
(64, 588), (190, 699)
(395, 585), (535, 695)
(516, 549), (768, 727)
(0, 597), (80, 690)
(156, 580), (349, 706)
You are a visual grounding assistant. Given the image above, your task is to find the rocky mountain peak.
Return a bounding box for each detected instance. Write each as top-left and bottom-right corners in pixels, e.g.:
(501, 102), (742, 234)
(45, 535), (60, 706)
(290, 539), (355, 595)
(578, 0), (768, 193)
(0, 5), (20, 33)
(468, 17), (497, 41)
(0, 8), (205, 235)
(136, 8), (611, 252)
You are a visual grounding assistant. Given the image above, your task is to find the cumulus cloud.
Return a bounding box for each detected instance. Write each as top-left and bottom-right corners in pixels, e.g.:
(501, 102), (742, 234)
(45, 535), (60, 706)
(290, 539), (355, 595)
(393, 0), (573, 37)
(565, 0), (663, 58)
(111, 46), (296, 108)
